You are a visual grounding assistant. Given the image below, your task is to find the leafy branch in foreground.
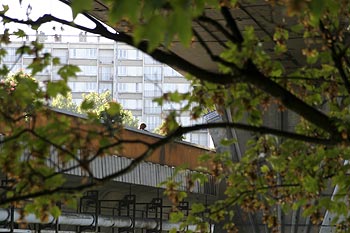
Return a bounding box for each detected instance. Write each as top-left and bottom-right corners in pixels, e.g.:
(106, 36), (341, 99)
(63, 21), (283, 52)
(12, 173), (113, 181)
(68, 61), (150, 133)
(3, 0), (350, 232)
(0, 9), (341, 141)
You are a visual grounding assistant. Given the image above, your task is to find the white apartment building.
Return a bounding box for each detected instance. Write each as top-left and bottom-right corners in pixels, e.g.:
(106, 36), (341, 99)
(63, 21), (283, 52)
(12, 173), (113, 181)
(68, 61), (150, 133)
(1, 33), (212, 148)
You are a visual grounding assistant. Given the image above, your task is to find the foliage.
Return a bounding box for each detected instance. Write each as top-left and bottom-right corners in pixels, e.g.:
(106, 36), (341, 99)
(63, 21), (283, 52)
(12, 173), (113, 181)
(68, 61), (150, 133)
(51, 92), (78, 113)
(52, 90), (139, 128)
(2, 0), (350, 232)
(153, 116), (184, 141)
(0, 65), (126, 218)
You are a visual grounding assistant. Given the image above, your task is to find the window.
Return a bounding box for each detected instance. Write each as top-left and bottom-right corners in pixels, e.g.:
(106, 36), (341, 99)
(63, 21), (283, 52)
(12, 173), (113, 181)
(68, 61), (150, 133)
(163, 102), (181, 110)
(145, 116), (162, 131)
(69, 48), (97, 59)
(164, 66), (182, 77)
(52, 66), (63, 80)
(117, 66), (143, 76)
(163, 83), (190, 93)
(99, 49), (114, 64)
(9, 64), (22, 73)
(23, 48), (51, 59)
(99, 83), (112, 93)
(190, 117), (205, 125)
(68, 81), (97, 92)
(78, 66), (97, 76)
(119, 99), (142, 110)
(118, 83), (141, 93)
(188, 133), (208, 147)
(179, 116), (191, 126)
(144, 83), (162, 97)
(144, 55), (160, 64)
(52, 49), (68, 63)
(2, 48), (20, 63)
(37, 67), (51, 75)
(73, 98), (83, 105)
(100, 67), (113, 81)
(144, 99), (161, 114)
(144, 66), (162, 81)
(117, 49), (142, 60)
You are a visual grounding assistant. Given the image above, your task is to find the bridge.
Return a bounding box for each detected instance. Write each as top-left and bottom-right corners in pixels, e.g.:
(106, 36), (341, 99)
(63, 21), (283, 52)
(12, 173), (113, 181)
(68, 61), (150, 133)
(0, 109), (218, 233)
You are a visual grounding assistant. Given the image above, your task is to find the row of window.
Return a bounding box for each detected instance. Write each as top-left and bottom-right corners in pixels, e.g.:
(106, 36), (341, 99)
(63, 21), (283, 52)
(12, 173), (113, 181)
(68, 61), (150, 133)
(2, 48), (175, 65)
(2, 48), (183, 79)
(64, 82), (190, 93)
(68, 82), (98, 92)
(2, 64), (183, 83)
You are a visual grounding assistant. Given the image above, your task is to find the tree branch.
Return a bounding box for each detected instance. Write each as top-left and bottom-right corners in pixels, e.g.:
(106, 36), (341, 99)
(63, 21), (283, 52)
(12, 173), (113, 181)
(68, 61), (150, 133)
(196, 16), (232, 48)
(0, 12), (340, 139)
(0, 117), (336, 205)
(243, 61), (339, 137)
(192, 28), (241, 70)
(172, 122), (335, 145)
(82, 12), (339, 137)
(220, 6), (244, 44)
(238, 3), (300, 67)
(319, 20), (350, 95)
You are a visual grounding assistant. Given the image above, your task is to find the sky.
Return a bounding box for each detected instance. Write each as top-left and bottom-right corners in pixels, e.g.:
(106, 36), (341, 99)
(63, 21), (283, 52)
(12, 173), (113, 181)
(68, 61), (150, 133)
(0, 0), (93, 35)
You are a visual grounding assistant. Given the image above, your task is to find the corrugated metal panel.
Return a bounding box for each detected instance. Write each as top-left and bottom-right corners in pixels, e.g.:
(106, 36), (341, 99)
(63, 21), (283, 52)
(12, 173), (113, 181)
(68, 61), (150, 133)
(47, 150), (216, 195)
(115, 156), (122, 182)
(100, 156), (106, 178)
(48, 151), (81, 178)
(135, 162), (140, 184)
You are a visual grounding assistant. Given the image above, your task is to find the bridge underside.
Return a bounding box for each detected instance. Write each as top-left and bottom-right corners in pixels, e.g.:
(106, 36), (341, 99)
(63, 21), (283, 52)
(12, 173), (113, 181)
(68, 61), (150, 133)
(0, 157), (217, 232)
(0, 109), (218, 232)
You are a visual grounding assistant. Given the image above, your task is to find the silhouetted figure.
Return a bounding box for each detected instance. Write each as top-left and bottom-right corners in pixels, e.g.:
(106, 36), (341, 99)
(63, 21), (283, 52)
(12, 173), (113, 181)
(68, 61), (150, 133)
(139, 123), (147, 131)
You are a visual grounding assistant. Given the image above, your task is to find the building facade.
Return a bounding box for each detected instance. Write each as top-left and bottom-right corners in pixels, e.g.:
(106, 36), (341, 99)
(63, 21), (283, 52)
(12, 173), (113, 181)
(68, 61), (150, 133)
(1, 33), (212, 147)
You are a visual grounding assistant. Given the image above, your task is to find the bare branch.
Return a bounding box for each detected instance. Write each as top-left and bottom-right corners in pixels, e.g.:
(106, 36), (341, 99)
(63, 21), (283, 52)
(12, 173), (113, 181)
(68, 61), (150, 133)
(319, 20), (350, 95)
(220, 6), (244, 44)
(238, 3), (300, 67)
(192, 28), (242, 70)
(0, 11), (340, 140)
(196, 16), (231, 48)
(173, 122), (335, 145)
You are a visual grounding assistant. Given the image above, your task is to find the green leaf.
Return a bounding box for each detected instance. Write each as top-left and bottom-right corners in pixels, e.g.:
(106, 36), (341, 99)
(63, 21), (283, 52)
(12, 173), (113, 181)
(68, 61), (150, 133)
(191, 203), (205, 214)
(303, 175), (318, 192)
(46, 80), (70, 97)
(57, 65), (80, 81)
(80, 99), (95, 111)
(220, 138), (237, 146)
(169, 91), (182, 102)
(134, 15), (166, 51)
(260, 165), (270, 173)
(169, 10), (192, 46)
(107, 102), (122, 116)
(170, 211), (185, 223)
(50, 206), (61, 219)
(198, 153), (212, 163)
(52, 57), (60, 65)
(71, 0), (93, 18)
(290, 24), (304, 33)
(309, 0), (325, 20)
(109, 0), (140, 23)
(0, 4), (9, 14)
(274, 43), (287, 55)
(13, 29), (26, 38)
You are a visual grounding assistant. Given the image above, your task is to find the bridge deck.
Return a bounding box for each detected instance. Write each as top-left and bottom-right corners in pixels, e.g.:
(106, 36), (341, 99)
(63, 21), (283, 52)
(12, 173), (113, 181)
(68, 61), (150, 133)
(0, 108), (216, 195)
(50, 108), (214, 170)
